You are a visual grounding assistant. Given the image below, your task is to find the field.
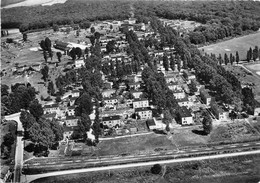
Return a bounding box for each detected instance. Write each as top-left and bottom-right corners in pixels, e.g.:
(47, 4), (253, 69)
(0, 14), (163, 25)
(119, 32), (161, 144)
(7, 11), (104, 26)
(1, 0), (26, 7)
(200, 32), (260, 60)
(96, 134), (177, 156)
(32, 154), (260, 183)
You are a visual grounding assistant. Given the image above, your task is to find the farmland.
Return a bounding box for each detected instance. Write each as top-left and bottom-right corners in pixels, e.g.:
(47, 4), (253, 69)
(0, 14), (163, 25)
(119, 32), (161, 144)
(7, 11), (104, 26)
(32, 154), (260, 183)
(200, 32), (260, 60)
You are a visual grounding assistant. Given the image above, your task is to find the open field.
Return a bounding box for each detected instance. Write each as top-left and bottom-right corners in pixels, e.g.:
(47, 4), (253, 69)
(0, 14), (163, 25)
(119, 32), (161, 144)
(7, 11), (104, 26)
(224, 64), (260, 102)
(96, 133), (177, 156)
(32, 154), (260, 183)
(1, 0), (67, 8)
(200, 32), (260, 60)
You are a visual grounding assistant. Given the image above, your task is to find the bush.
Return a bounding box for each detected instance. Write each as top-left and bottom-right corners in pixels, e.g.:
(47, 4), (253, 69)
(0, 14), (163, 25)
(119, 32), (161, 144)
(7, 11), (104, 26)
(151, 164), (162, 174)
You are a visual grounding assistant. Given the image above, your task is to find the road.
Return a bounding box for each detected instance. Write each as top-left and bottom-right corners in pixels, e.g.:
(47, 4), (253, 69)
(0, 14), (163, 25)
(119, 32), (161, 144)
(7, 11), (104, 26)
(22, 149), (260, 183)
(4, 112), (24, 183)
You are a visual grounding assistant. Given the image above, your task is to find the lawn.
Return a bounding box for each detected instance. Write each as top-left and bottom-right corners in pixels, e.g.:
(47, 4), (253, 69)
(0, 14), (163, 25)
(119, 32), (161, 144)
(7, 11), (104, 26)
(96, 134), (177, 156)
(200, 32), (260, 60)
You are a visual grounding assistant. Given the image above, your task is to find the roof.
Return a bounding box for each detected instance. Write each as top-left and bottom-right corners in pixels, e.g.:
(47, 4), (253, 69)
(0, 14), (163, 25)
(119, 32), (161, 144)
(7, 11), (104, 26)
(63, 126), (78, 132)
(72, 90), (80, 93)
(146, 119), (156, 126)
(104, 97), (118, 100)
(102, 115), (121, 121)
(172, 89), (183, 94)
(133, 98), (148, 102)
(179, 107), (192, 118)
(65, 116), (78, 120)
(44, 104), (59, 109)
(42, 113), (56, 118)
(135, 107), (151, 112)
(177, 97), (189, 103)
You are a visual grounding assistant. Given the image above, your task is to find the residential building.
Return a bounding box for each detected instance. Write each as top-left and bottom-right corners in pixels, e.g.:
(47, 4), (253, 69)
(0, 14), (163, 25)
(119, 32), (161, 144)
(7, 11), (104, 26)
(128, 82), (141, 90)
(43, 104), (59, 114)
(172, 89), (186, 99)
(210, 102), (228, 121)
(102, 115), (121, 128)
(131, 90), (143, 99)
(133, 98), (149, 109)
(66, 106), (75, 116)
(177, 97), (192, 108)
(69, 96), (78, 106)
(167, 82), (181, 91)
(63, 126), (78, 139)
(135, 107), (152, 120)
(102, 89), (116, 98)
(71, 90), (80, 98)
(104, 97), (118, 105)
(178, 106), (193, 125)
(183, 70), (196, 82)
(64, 116), (78, 127)
(75, 59), (85, 68)
(42, 113), (57, 120)
(200, 89), (212, 105)
(146, 119), (157, 130)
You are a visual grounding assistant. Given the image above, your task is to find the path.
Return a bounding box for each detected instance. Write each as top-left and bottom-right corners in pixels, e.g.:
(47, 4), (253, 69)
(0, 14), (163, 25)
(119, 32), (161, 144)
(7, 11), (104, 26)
(4, 112), (24, 183)
(22, 149), (260, 183)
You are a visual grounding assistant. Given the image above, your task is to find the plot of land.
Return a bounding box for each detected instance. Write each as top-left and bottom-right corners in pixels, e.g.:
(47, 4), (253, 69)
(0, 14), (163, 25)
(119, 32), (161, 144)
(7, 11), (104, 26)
(200, 32), (260, 60)
(96, 134), (177, 156)
(1, 0), (67, 8)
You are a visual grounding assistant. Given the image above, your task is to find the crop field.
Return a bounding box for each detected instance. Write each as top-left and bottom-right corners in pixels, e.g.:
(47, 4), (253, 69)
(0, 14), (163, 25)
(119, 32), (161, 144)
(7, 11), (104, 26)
(1, 0), (26, 7)
(32, 154), (260, 183)
(200, 32), (260, 60)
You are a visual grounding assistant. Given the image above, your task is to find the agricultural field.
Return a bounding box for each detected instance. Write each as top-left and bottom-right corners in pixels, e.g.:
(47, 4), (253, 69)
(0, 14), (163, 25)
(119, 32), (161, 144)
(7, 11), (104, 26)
(200, 32), (260, 60)
(32, 154), (260, 183)
(1, 0), (26, 7)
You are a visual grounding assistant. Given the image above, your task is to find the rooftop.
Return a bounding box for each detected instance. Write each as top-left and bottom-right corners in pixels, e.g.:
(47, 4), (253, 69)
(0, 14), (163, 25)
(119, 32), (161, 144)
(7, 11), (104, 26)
(133, 98), (148, 102)
(102, 115), (121, 121)
(179, 106), (192, 118)
(135, 107), (151, 112)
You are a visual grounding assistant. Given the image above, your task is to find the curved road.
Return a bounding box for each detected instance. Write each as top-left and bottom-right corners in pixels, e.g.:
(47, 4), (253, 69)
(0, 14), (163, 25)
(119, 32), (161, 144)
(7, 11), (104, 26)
(4, 112), (24, 183)
(23, 149), (260, 183)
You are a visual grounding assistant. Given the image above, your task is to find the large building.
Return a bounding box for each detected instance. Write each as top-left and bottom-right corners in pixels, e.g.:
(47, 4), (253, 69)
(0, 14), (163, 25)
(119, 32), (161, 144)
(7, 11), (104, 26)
(102, 115), (121, 128)
(133, 98), (149, 109)
(135, 107), (152, 120)
(178, 106), (193, 125)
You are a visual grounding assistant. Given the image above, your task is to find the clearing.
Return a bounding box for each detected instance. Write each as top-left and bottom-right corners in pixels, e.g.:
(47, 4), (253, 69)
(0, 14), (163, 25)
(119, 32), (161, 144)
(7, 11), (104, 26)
(200, 32), (260, 60)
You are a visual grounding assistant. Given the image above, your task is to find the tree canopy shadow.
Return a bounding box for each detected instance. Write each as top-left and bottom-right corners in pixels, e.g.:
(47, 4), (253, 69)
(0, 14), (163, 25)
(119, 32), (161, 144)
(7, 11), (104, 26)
(192, 129), (207, 136)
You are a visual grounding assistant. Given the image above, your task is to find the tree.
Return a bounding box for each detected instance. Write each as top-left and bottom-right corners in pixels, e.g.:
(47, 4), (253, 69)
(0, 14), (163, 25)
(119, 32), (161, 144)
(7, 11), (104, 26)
(75, 92), (93, 116)
(56, 52), (62, 62)
(253, 46), (259, 61)
(163, 54), (169, 71)
(69, 47), (76, 60)
(20, 110), (37, 131)
(55, 96), (61, 103)
(170, 54), (175, 71)
(23, 33), (27, 42)
(230, 53), (233, 65)
(90, 27), (95, 34)
(45, 37), (52, 52)
(151, 164), (162, 174)
(176, 55), (181, 72)
(3, 133), (15, 147)
(29, 99), (43, 120)
(235, 51), (239, 64)
(202, 113), (212, 135)
(53, 24), (59, 32)
(41, 65), (49, 82)
(247, 47), (252, 62)
(75, 47), (82, 59)
(224, 53), (229, 65)
(162, 110), (172, 125)
(106, 40), (116, 53)
(188, 80), (197, 95)
(47, 81), (55, 95)
(49, 51), (53, 61)
(43, 51), (48, 62)
(84, 47), (89, 56)
(1, 84), (9, 96)
(40, 40), (47, 51)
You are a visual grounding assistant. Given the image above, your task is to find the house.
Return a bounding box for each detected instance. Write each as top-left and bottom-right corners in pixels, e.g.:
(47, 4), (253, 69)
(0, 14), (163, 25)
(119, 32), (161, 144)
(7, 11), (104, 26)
(177, 97), (192, 108)
(183, 70), (196, 83)
(42, 113), (57, 120)
(66, 106), (75, 116)
(0, 166), (11, 183)
(131, 90), (143, 99)
(210, 102), (228, 121)
(71, 90), (80, 98)
(64, 116), (78, 127)
(133, 98), (149, 109)
(102, 115), (121, 128)
(69, 97), (78, 106)
(178, 106), (193, 125)
(128, 82), (141, 90)
(146, 119), (157, 130)
(75, 60), (85, 68)
(104, 97), (118, 105)
(167, 82), (181, 91)
(200, 89), (212, 105)
(43, 104), (59, 114)
(172, 89), (186, 99)
(254, 107), (260, 116)
(102, 89), (116, 98)
(127, 74), (142, 83)
(135, 107), (152, 120)
(164, 74), (177, 83)
(53, 40), (70, 55)
(63, 126), (78, 140)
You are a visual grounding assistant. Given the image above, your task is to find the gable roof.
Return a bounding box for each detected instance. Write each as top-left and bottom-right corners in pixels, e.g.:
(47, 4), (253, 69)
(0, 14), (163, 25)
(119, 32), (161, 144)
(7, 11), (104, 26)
(135, 107), (151, 112)
(179, 107), (192, 118)
(102, 115), (121, 121)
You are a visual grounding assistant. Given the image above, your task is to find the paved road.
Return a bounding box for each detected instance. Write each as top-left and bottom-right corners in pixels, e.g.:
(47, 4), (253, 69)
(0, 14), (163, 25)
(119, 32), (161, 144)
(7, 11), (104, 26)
(22, 149), (260, 183)
(5, 112), (24, 183)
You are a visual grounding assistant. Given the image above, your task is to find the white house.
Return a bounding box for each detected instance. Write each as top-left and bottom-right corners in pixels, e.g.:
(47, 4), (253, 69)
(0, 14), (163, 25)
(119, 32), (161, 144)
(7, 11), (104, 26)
(133, 98), (149, 109)
(102, 89), (116, 98)
(177, 97), (192, 108)
(66, 106), (75, 116)
(102, 115), (121, 128)
(131, 90), (143, 99)
(104, 97), (118, 105)
(71, 90), (80, 98)
(75, 60), (85, 68)
(135, 107), (152, 120)
(43, 104), (59, 114)
(254, 107), (260, 116)
(167, 82), (181, 91)
(173, 89), (186, 99)
(178, 107), (193, 125)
